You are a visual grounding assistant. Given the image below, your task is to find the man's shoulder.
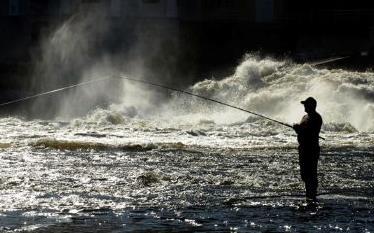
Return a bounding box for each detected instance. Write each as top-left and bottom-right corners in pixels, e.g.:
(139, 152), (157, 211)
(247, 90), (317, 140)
(301, 114), (309, 123)
(311, 112), (323, 125)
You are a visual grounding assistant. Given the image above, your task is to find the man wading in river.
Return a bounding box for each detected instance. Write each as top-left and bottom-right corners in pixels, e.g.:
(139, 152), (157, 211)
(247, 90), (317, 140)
(293, 97), (323, 203)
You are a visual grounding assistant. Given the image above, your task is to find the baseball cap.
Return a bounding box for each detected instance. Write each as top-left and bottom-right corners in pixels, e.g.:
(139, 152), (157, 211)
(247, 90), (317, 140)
(301, 97), (317, 107)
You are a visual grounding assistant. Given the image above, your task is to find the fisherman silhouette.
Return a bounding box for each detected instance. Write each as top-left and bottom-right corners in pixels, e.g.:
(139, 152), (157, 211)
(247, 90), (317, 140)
(293, 97), (323, 203)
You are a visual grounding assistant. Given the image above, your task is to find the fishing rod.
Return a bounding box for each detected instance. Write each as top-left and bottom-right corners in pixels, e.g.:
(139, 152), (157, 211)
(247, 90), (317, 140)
(116, 75), (325, 140)
(309, 56), (350, 66)
(0, 77), (113, 107)
(116, 75), (292, 128)
(309, 50), (370, 67)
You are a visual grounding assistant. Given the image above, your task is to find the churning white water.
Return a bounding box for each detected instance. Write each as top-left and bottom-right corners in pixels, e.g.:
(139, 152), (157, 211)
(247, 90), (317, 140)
(178, 55), (374, 132)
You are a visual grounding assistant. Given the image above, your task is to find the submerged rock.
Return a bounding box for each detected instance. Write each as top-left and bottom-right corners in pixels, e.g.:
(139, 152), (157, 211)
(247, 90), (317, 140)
(137, 172), (160, 187)
(186, 130), (207, 136)
(31, 139), (156, 152)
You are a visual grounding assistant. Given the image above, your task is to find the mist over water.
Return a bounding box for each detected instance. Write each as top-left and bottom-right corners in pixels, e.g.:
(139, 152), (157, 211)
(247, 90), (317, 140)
(29, 8), (178, 120)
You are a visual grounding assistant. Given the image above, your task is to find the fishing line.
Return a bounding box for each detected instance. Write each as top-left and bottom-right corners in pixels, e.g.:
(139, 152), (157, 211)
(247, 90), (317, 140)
(0, 77), (113, 107)
(309, 56), (350, 66)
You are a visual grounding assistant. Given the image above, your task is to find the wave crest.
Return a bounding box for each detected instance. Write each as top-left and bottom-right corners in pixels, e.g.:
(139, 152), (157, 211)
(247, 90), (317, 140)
(323, 122), (358, 133)
(31, 139), (187, 152)
(72, 108), (126, 126)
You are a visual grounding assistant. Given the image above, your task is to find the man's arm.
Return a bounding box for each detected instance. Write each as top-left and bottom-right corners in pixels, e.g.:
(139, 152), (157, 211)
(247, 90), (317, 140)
(293, 124), (302, 134)
(293, 115), (308, 135)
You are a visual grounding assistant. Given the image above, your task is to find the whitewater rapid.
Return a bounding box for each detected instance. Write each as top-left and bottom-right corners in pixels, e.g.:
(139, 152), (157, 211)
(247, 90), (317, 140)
(1, 55), (374, 152)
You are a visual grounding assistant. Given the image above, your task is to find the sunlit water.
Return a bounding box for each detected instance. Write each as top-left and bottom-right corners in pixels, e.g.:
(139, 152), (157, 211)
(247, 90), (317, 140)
(1, 57), (374, 232)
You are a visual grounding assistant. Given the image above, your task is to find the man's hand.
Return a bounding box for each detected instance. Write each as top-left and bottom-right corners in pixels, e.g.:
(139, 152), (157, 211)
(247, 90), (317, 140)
(293, 124), (301, 134)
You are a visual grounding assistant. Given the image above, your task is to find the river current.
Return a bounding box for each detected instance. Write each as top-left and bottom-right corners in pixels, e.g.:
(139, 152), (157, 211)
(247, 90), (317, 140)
(0, 57), (373, 232)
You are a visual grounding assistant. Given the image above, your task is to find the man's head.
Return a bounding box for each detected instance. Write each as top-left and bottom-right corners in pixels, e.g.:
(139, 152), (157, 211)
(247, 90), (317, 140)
(301, 97), (317, 113)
